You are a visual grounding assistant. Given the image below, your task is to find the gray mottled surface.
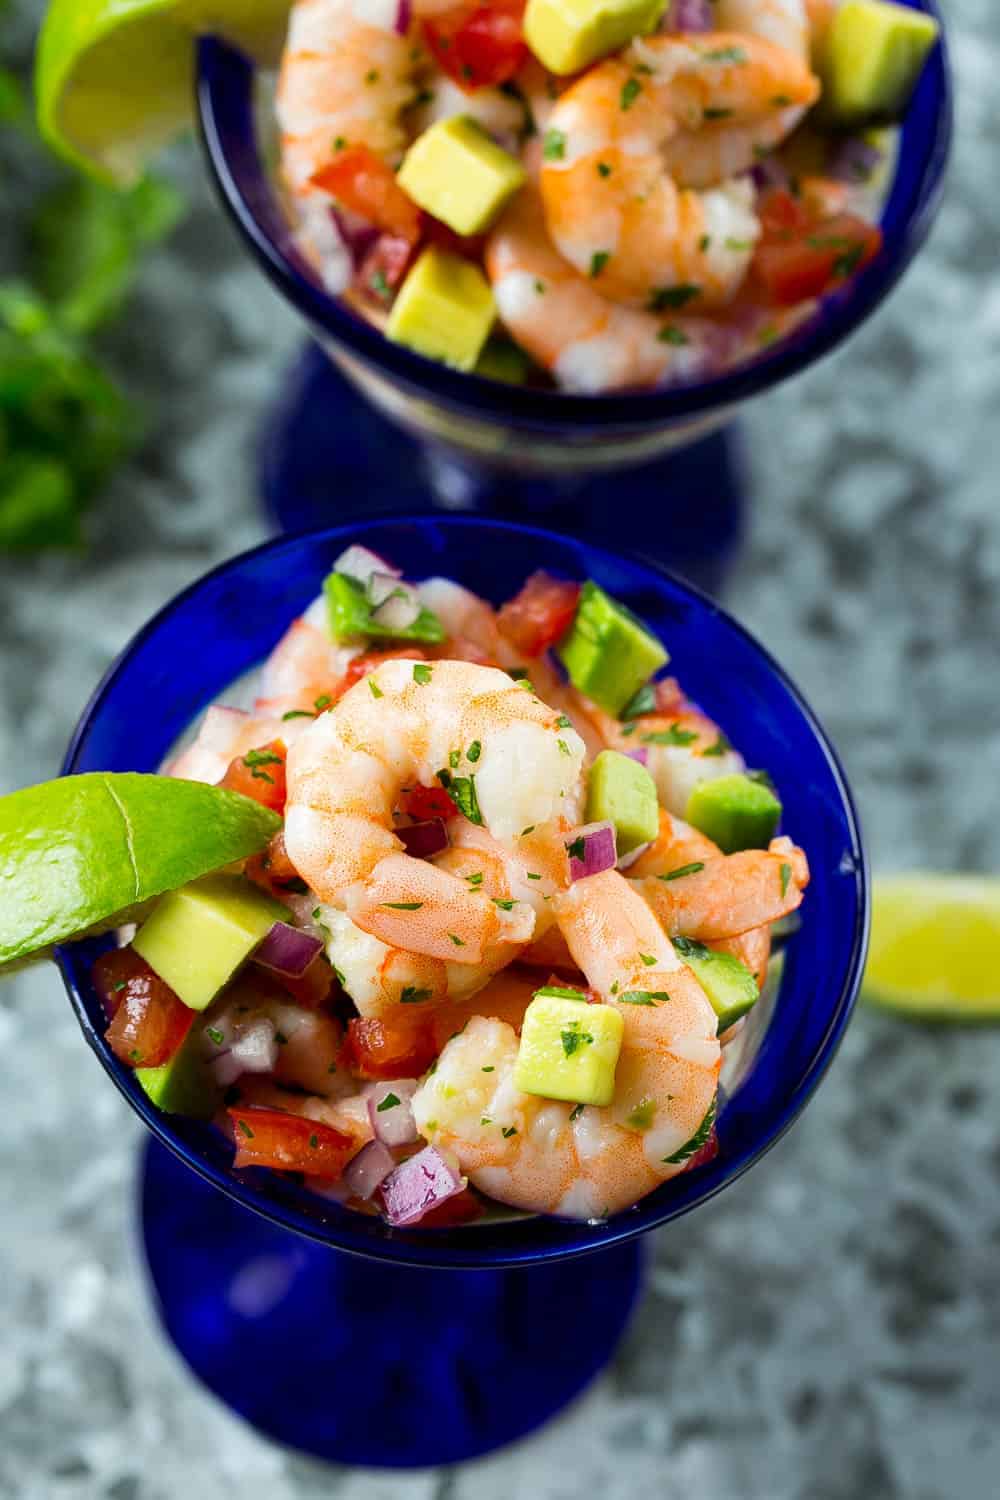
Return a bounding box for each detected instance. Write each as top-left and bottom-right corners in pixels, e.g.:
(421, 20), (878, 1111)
(2, 1), (999, 1496)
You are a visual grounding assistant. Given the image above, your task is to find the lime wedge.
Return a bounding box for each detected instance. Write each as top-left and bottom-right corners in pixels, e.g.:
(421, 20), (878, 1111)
(864, 874), (1000, 1022)
(0, 772), (280, 972)
(35, 0), (291, 183)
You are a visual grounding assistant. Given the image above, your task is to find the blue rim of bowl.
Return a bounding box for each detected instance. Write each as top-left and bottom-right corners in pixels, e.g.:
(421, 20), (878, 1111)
(57, 516), (869, 1268)
(195, 2), (951, 432)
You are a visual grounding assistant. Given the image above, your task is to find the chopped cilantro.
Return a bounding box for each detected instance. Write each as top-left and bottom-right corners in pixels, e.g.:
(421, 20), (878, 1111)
(440, 772), (483, 825)
(467, 739), (482, 762)
(314, 694), (333, 712)
(309, 1133), (319, 1149)
(526, 871), (541, 880)
(449, 933), (466, 947)
(780, 862), (792, 898)
(413, 663), (432, 685)
(493, 898), (516, 910)
(660, 861), (705, 881)
(382, 900), (424, 910)
(561, 1023), (593, 1057)
(658, 325), (689, 345)
(642, 724), (698, 746)
(648, 284), (701, 311)
(377, 1092), (401, 1112)
(369, 678), (383, 698)
(565, 835), (585, 862)
(590, 251), (610, 278)
(702, 732), (731, 757)
(618, 990), (671, 1005)
(569, 1103), (585, 1121)
(557, 738), (571, 755)
(466, 871), (484, 888)
(401, 986), (433, 1004)
(502, 1125), (518, 1138)
(662, 1096), (716, 1164)
(543, 129), (566, 160)
(702, 45), (748, 63)
(236, 1118), (254, 1139)
(282, 708), (315, 720)
(704, 107), (733, 119)
(534, 984), (589, 1001)
(620, 77), (642, 110)
(482, 1065), (495, 1072)
(597, 161), (612, 178)
(639, 953), (656, 966)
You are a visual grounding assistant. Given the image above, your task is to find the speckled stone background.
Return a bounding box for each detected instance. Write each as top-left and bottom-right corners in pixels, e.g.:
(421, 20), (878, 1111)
(2, 2), (999, 1496)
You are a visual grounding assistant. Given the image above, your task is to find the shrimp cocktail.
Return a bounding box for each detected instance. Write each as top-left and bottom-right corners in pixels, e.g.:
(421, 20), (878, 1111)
(275, 0), (940, 392)
(81, 546), (810, 1228)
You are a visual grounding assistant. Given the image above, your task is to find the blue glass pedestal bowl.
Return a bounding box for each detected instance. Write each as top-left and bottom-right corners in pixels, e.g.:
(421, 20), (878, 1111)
(195, 2), (950, 559)
(57, 516), (868, 1466)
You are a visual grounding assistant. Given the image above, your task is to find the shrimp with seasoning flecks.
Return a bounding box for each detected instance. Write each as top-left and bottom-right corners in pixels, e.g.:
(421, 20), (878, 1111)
(412, 870), (721, 1220)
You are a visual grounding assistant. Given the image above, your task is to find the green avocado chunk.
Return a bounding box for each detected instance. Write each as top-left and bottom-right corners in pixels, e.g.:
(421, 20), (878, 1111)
(556, 580), (668, 717)
(685, 773), (782, 854)
(820, 0), (940, 124)
(132, 874), (287, 1012)
(514, 990), (624, 1105)
(136, 1027), (219, 1118)
(324, 569), (445, 645)
(386, 247), (496, 372)
(397, 116), (526, 236)
(586, 749), (659, 856)
(525, 0), (667, 75)
(673, 936), (759, 1034)
(475, 336), (535, 385)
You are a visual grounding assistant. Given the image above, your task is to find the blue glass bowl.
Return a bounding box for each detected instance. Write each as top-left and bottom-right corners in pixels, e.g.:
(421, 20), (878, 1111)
(195, 1), (950, 472)
(58, 516), (867, 1268)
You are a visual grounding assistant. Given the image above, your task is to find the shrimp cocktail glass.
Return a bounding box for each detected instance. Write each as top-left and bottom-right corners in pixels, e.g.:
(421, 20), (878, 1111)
(37, 0), (949, 547)
(3, 516), (868, 1465)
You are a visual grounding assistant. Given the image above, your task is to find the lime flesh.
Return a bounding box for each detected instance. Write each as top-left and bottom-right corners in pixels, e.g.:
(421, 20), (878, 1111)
(864, 874), (1000, 1022)
(0, 772), (280, 972)
(35, 0), (291, 182)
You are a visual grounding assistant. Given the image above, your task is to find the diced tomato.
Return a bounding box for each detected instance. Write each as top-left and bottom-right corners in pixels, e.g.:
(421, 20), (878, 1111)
(798, 174), (851, 222)
(497, 571), (581, 658)
(359, 233), (416, 308)
(219, 739), (287, 813)
(752, 210), (882, 307)
(757, 188), (810, 236)
(228, 1106), (355, 1179)
(311, 146), (422, 243)
(97, 948), (194, 1069)
(417, 1187), (484, 1227)
(344, 1016), (438, 1080)
(422, 217), (488, 263)
(245, 829), (302, 896)
(401, 783), (457, 822)
(274, 953), (337, 1010)
(424, 0), (527, 91)
(684, 1127), (719, 1174)
(339, 647), (427, 698)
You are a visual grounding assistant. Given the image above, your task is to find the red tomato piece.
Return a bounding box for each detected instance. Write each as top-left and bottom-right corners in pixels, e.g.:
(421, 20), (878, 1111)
(757, 187), (810, 236)
(344, 1016), (438, 1080)
(228, 1106), (355, 1179)
(497, 571), (581, 658)
(311, 145), (422, 242)
(338, 647), (427, 698)
(422, 218), (488, 262)
(753, 213), (882, 307)
(98, 948), (194, 1068)
(274, 953), (337, 1010)
(424, 0), (527, 91)
(359, 233), (416, 307)
(245, 830), (301, 896)
(401, 784), (457, 822)
(218, 739), (287, 813)
(417, 1187), (484, 1227)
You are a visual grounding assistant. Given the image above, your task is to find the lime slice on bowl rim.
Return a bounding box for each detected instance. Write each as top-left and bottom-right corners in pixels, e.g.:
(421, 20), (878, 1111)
(0, 771), (279, 972)
(864, 873), (1000, 1022)
(35, 0), (291, 183)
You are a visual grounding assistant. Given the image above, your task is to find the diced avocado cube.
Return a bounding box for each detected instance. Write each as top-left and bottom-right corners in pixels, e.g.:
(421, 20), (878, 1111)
(136, 1030), (219, 1118)
(475, 336), (535, 385)
(386, 247), (496, 372)
(525, 0), (666, 75)
(556, 580), (668, 717)
(673, 936), (759, 1034)
(685, 774), (782, 854)
(133, 875), (287, 1011)
(397, 116), (526, 237)
(586, 749), (659, 856)
(514, 991), (624, 1106)
(820, 0), (939, 124)
(324, 569), (446, 645)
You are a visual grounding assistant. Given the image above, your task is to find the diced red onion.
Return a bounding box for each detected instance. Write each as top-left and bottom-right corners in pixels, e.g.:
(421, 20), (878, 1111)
(344, 1140), (396, 1200)
(617, 841), (651, 872)
(231, 1019), (280, 1074)
(350, 0), (407, 33)
(661, 0), (713, 32)
(202, 1015), (235, 1058)
(275, 889), (324, 931)
(828, 135), (883, 185)
(685, 1127), (719, 1173)
(623, 747), (649, 766)
(330, 208), (380, 270)
(750, 155), (791, 195)
(253, 921), (324, 978)
(367, 570), (406, 608)
(333, 544), (401, 585)
(395, 0), (411, 34)
(566, 821), (617, 882)
(368, 1079), (419, 1147)
(398, 819), (449, 859)
(381, 1145), (465, 1227)
(372, 587), (421, 631)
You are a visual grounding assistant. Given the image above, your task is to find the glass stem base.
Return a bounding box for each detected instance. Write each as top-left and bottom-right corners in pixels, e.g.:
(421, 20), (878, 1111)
(259, 346), (748, 596)
(139, 1137), (645, 1467)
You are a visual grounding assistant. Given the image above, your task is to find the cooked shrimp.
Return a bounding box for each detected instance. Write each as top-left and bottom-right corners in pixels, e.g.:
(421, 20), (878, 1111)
(486, 187), (723, 394)
(659, 0), (815, 188)
(538, 31), (819, 309)
(412, 871), (720, 1219)
(315, 820), (569, 1016)
(631, 834), (809, 940)
(284, 659), (586, 963)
